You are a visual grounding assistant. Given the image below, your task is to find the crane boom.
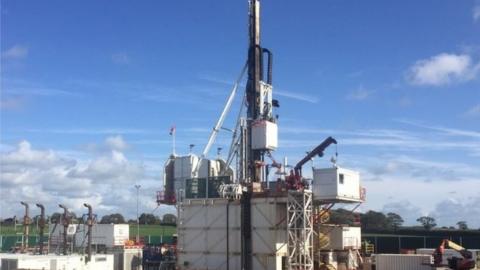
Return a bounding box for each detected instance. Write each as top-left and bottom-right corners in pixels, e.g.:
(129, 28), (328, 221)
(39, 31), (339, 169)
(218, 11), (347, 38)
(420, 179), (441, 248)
(295, 136), (337, 173)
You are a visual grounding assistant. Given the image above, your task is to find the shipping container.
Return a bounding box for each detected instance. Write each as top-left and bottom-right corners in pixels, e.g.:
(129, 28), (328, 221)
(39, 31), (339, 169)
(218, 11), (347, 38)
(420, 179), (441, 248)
(49, 224), (130, 248)
(374, 254), (433, 270)
(319, 225), (361, 250)
(312, 167), (362, 202)
(0, 253), (114, 270)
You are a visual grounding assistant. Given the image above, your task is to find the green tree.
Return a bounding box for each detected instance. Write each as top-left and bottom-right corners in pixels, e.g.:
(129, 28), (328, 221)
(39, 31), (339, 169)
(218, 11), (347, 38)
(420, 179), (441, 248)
(100, 213), (126, 224)
(139, 213), (157, 225)
(386, 212), (404, 230)
(416, 216), (437, 230)
(328, 209), (355, 225)
(360, 211), (389, 230)
(162, 214), (177, 225)
(456, 221), (468, 230)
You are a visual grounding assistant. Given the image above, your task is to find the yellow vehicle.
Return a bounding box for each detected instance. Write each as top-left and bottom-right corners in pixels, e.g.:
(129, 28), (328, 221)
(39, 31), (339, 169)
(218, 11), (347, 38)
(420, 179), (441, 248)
(433, 239), (475, 270)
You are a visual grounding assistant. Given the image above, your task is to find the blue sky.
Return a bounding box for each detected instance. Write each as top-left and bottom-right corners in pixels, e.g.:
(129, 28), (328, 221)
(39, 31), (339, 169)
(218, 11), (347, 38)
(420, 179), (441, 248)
(1, 1), (480, 227)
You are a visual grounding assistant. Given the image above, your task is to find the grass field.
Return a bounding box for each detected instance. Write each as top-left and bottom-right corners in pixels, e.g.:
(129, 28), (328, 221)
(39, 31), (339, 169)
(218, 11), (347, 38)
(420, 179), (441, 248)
(0, 224), (176, 237)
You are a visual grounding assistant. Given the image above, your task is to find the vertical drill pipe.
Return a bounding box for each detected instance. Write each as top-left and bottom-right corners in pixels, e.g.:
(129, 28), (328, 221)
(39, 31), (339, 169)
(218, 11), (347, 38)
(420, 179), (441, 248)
(246, 0), (263, 183)
(20, 202), (30, 253)
(59, 204), (69, 255)
(242, 1), (261, 269)
(36, 204), (45, 254)
(83, 203), (93, 262)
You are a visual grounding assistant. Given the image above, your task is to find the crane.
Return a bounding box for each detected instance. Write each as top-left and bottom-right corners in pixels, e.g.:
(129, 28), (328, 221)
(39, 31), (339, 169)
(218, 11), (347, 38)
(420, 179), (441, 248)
(433, 239), (476, 270)
(285, 136), (337, 190)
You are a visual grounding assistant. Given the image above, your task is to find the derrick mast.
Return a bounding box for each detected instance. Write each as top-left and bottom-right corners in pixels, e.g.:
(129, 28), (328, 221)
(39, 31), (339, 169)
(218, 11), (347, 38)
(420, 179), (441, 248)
(245, 0), (262, 183)
(242, 1), (276, 269)
(245, 0), (275, 184)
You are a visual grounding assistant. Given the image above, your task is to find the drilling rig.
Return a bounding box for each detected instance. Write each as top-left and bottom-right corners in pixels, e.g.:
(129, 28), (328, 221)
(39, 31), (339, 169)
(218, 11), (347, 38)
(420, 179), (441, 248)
(158, 1), (365, 269)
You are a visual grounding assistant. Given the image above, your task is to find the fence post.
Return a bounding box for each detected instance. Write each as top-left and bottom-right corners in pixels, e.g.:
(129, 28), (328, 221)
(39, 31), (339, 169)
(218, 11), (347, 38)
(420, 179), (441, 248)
(398, 236), (401, 253)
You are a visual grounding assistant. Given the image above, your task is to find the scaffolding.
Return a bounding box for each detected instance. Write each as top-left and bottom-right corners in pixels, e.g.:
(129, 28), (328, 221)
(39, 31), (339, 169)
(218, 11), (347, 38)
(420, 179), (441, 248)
(287, 190), (314, 270)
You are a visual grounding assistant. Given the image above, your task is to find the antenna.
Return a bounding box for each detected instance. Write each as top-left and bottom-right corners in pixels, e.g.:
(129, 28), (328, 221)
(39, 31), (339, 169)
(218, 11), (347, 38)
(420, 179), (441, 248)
(189, 144), (195, 154)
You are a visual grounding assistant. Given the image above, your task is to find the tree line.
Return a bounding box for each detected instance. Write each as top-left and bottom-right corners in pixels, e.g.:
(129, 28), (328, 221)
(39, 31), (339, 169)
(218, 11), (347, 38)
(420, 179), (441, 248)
(1, 210), (475, 231)
(329, 209), (474, 231)
(1, 213), (177, 226)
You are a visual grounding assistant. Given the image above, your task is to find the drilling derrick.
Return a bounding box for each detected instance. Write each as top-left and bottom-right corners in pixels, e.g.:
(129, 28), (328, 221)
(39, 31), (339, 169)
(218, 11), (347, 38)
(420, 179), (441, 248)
(242, 1), (276, 269)
(167, 2), (365, 270)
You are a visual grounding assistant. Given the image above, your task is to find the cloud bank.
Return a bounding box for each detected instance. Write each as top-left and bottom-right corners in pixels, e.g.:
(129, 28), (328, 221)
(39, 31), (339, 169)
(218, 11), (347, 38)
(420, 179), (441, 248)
(0, 137), (165, 219)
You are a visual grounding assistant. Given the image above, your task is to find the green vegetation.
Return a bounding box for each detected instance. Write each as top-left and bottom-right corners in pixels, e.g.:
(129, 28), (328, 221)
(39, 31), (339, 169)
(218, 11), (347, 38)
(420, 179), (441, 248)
(129, 224), (176, 237)
(0, 224), (176, 237)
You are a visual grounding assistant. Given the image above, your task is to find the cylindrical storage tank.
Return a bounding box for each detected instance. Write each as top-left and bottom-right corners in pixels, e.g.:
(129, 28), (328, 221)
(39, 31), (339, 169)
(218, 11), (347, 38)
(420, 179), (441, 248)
(374, 254), (433, 270)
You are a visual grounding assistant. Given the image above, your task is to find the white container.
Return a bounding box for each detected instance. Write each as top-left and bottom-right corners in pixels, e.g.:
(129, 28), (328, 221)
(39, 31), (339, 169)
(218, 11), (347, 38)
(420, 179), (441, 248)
(50, 223), (130, 248)
(312, 167), (362, 202)
(87, 254), (114, 270)
(374, 254), (433, 270)
(79, 224), (130, 247)
(112, 247), (143, 270)
(0, 254), (51, 270)
(0, 254), (114, 270)
(252, 120), (278, 150)
(320, 225), (361, 250)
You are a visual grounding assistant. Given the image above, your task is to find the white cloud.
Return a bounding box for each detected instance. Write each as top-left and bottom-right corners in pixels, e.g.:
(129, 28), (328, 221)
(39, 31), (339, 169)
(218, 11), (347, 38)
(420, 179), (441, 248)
(4, 87), (80, 97)
(25, 127), (149, 135)
(382, 200), (422, 225)
(397, 119), (480, 139)
(346, 86), (374, 101)
(275, 89), (319, 104)
(361, 176), (480, 227)
(342, 153), (480, 226)
(279, 123), (480, 156)
(198, 72), (319, 103)
(432, 197), (480, 227)
(0, 139), (167, 219)
(407, 53), (479, 86)
(465, 104), (480, 117)
(105, 135), (129, 151)
(474, 3), (480, 21)
(111, 52), (130, 64)
(1, 45), (28, 59)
